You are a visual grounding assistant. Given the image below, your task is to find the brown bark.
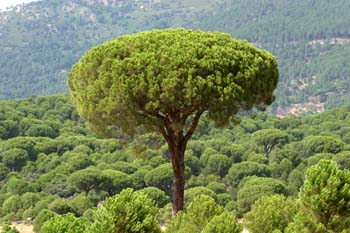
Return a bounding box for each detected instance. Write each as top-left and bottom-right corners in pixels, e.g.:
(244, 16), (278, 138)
(159, 110), (204, 216)
(168, 137), (186, 216)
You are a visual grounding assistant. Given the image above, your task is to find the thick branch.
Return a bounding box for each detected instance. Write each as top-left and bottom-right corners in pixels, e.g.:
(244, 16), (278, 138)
(137, 110), (165, 122)
(159, 126), (169, 142)
(184, 110), (204, 142)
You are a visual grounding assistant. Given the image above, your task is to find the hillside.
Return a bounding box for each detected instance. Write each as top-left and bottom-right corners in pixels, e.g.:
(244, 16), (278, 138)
(197, 0), (350, 112)
(1, 0), (350, 112)
(0, 94), (350, 231)
(0, 0), (216, 99)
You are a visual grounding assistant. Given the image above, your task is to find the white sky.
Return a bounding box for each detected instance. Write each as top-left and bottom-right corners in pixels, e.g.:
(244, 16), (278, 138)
(0, 0), (39, 10)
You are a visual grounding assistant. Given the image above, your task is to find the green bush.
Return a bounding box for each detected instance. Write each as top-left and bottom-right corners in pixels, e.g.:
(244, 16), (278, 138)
(33, 209), (57, 233)
(202, 211), (242, 233)
(246, 194), (297, 233)
(166, 195), (240, 233)
(184, 186), (218, 206)
(136, 186), (170, 208)
(41, 213), (88, 233)
(237, 176), (288, 215)
(286, 160), (350, 232)
(88, 188), (161, 233)
(225, 161), (271, 187)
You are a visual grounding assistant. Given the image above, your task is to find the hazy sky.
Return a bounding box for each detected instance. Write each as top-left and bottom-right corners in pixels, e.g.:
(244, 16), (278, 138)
(0, 0), (39, 10)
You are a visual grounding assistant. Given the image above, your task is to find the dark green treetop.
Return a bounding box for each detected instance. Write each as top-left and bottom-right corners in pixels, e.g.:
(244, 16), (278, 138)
(68, 28), (278, 136)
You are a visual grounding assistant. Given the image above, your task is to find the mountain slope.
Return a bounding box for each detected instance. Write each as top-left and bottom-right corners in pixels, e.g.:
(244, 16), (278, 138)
(1, 0), (350, 113)
(198, 0), (350, 43)
(0, 0), (216, 99)
(196, 0), (350, 112)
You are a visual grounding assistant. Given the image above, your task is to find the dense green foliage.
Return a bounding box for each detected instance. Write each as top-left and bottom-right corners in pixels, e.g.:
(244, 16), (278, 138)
(0, 94), (350, 230)
(33, 209), (57, 232)
(88, 188), (161, 233)
(246, 195), (297, 233)
(166, 195), (241, 233)
(1, 0), (350, 114)
(41, 213), (88, 233)
(202, 211), (242, 233)
(286, 160), (350, 232)
(68, 28), (278, 135)
(237, 176), (288, 215)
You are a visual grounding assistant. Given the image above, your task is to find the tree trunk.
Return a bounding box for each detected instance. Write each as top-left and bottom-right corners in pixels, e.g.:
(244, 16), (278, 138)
(160, 110), (203, 216)
(167, 138), (186, 216)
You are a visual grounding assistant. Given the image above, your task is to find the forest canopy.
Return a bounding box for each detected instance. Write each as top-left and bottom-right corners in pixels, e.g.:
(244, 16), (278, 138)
(1, 94), (350, 231)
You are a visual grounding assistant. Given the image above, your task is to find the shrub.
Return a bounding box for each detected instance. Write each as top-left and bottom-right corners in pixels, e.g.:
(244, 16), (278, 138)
(246, 194), (297, 233)
(88, 188), (161, 233)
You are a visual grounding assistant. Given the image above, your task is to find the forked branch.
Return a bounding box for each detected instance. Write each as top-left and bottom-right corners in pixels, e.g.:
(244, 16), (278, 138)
(184, 110), (204, 142)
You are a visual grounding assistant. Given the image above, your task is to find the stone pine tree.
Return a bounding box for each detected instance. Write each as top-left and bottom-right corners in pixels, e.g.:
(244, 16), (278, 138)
(68, 29), (279, 215)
